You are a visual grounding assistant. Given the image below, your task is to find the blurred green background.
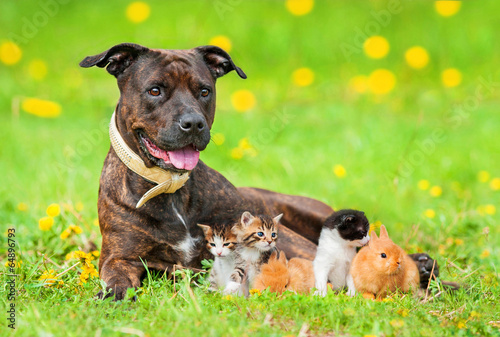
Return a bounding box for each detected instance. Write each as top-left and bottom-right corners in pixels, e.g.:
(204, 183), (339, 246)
(0, 0), (499, 335)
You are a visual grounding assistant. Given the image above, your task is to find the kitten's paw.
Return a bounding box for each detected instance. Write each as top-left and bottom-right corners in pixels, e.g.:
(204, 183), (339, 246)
(347, 288), (356, 297)
(224, 281), (241, 295)
(313, 288), (327, 297)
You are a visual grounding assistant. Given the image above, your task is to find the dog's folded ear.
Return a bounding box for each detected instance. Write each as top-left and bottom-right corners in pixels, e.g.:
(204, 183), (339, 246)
(79, 43), (149, 77)
(196, 45), (247, 79)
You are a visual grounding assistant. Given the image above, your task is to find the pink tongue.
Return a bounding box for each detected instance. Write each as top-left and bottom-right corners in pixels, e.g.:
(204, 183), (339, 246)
(168, 146), (200, 170)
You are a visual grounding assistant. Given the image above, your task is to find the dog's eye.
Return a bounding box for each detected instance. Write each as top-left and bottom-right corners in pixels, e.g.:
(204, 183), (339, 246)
(148, 87), (161, 96)
(201, 88), (210, 97)
(381, 253), (387, 258)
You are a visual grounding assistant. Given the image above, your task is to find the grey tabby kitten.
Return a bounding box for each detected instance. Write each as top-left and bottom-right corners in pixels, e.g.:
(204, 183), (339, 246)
(224, 211), (283, 296)
(198, 223), (238, 291)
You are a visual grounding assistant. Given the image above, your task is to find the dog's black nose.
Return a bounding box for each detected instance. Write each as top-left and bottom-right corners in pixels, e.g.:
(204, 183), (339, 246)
(179, 114), (206, 133)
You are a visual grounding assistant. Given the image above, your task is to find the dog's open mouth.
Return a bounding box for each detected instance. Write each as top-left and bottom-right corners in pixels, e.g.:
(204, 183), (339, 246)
(138, 132), (200, 171)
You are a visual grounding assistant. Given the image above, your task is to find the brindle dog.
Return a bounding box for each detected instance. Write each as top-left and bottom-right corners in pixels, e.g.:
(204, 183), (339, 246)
(80, 43), (437, 300)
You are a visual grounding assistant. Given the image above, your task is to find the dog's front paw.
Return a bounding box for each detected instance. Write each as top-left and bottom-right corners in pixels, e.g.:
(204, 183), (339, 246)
(409, 253), (439, 289)
(95, 286), (136, 301)
(224, 281), (241, 295)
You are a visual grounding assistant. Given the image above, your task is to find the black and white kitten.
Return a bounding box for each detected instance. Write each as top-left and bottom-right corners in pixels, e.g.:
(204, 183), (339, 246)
(313, 209), (370, 296)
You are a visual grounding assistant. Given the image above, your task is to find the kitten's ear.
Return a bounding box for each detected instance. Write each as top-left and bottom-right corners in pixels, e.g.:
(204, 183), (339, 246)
(197, 224), (211, 235)
(379, 225), (389, 239)
(241, 211), (254, 227)
(273, 213), (283, 224)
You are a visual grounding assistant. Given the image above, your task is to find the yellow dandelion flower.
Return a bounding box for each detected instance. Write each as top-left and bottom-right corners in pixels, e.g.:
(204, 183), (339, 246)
(93, 218), (99, 227)
(363, 36), (390, 59)
(435, 1), (461, 17)
(485, 204), (496, 215)
(348, 75), (369, 94)
(249, 289), (261, 296)
(333, 164), (346, 178)
(126, 1), (150, 23)
(429, 185), (442, 197)
(455, 238), (464, 246)
(363, 335), (377, 337)
(480, 250), (490, 259)
(46, 203), (61, 217)
(230, 147), (244, 160)
(212, 133), (225, 146)
(39, 269), (57, 286)
(441, 68), (462, 88)
(456, 319), (466, 329)
(0, 41), (22, 65)
(438, 244), (446, 255)
(390, 319), (404, 328)
(382, 297), (394, 302)
(368, 69), (396, 95)
(17, 202), (28, 211)
(285, 0), (314, 16)
(424, 209), (436, 219)
(39, 217), (54, 231)
(209, 35), (232, 52)
(446, 237), (454, 246)
(418, 179), (430, 190)
(91, 250), (100, 257)
(477, 170), (490, 183)
(69, 224), (83, 234)
(489, 177), (500, 190)
(222, 295), (233, 300)
(231, 90), (256, 112)
(397, 309), (409, 317)
(60, 228), (71, 240)
(238, 138), (253, 150)
(75, 202), (84, 212)
(405, 46), (429, 69)
(292, 67), (315, 87)
(22, 98), (61, 118)
(469, 311), (481, 319)
(28, 59), (48, 81)
(369, 220), (382, 233)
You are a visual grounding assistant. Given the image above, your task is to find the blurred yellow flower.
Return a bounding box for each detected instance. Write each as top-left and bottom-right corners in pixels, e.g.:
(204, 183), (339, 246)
(222, 295), (233, 300)
(397, 309), (409, 317)
(69, 224), (83, 234)
(429, 186), (442, 197)
(231, 90), (256, 112)
(390, 319), (405, 328)
(455, 239), (464, 246)
(39, 269), (57, 286)
(39, 217), (54, 231)
(435, 1), (461, 17)
(363, 36), (390, 59)
(46, 203), (61, 217)
(0, 41), (22, 65)
(456, 319), (467, 329)
(209, 35), (232, 52)
(75, 202), (84, 212)
(446, 237), (454, 246)
(418, 179), (430, 190)
(93, 218), (99, 227)
(484, 204), (496, 215)
(369, 220), (382, 233)
(60, 228), (71, 240)
(28, 59), (48, 81)
(405, 46), (429, 69)
(333, 164), (346, 178)
(249, 289), (261, 296)
(363, 335), (377, 337)
(438, 244), (446, 255)
(368, 69), (396, 95)
(469, 311), (481, 319)
(230, 147), (244, 160)
(348, 75), (369, 93)
(286, 0), (314, 16)
(478, 170), (490, 183)
(424, 209), (436, 219)
(91, 250), (100, 257)
(441, 68), (462, 88)
(480, 249), (490, 259)
(292, 67), (315, 87)
(22, 98), (61, 118)
(17, 202), (28, 211)
(126, 2), (150, 23)
(238, 138), (253, 150)
(213, 133), (225, 146)
(489, 177), (500, 190)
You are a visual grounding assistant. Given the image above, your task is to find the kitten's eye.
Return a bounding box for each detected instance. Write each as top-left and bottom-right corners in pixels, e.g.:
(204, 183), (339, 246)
(201, 88), (210, 97)
(223, 243), (230, 247)
(381, 253), (387, 258)
(257, 232), (264, 237)
(271, 233), (276, 238)
(210, 243), (216, 247)
(148, 87), (161, 96)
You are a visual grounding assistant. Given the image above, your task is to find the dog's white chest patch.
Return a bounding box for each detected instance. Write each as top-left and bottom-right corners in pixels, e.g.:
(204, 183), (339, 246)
(173, 233), (200, 265)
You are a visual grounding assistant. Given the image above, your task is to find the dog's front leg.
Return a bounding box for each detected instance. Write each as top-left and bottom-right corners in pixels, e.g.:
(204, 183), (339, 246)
(97, 258), (144, 301)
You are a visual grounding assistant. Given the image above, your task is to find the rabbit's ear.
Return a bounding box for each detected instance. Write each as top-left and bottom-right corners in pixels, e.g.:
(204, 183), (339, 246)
(379, 225), (389, 239)
(269, 251), (278, 261)
(278, 251), (287, 265)
(369, 229), (379, 245)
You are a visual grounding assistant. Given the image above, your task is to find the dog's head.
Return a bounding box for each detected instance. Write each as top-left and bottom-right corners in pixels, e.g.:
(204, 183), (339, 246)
(80, 43), (246, 172)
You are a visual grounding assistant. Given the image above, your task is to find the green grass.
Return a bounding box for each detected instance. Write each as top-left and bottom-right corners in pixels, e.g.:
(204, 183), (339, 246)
(1, 0), (499, 336)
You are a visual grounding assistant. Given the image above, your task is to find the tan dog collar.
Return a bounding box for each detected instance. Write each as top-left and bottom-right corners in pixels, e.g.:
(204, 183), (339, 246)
(109, 111), (190, 208)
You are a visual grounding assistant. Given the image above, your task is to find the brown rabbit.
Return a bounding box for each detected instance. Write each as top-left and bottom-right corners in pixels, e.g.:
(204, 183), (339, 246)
(253, 251), (315, 294)
(350, 225), (420, 299)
